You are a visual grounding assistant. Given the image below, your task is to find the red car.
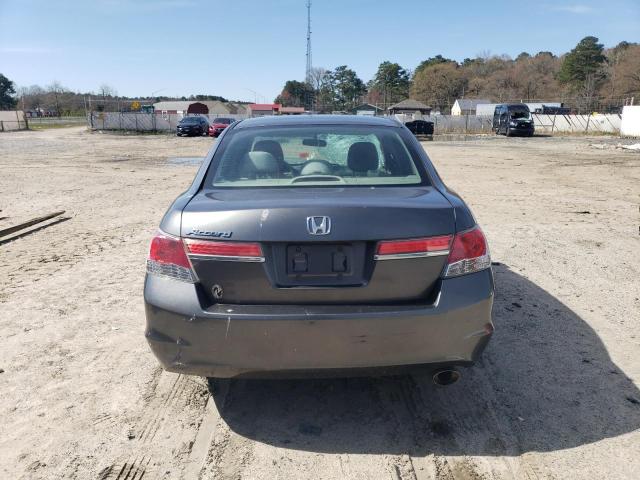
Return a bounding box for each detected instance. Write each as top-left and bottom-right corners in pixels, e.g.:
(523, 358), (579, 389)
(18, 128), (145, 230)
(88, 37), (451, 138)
(208, 117), (235, 137)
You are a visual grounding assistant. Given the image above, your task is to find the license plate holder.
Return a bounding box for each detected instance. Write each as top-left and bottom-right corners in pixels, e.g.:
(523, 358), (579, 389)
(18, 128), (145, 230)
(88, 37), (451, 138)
(286, 244), (353, 277)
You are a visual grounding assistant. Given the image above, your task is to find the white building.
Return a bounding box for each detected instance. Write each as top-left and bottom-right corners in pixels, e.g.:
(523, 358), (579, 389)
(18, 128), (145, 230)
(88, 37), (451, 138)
(451, 99), (490, 116)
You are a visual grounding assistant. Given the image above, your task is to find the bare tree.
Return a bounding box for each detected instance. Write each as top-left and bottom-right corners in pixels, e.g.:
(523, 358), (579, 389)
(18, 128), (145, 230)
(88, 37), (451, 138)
(48, 81), (65, 117)
(98, 84), (116, 111)
(15, 85), (29, 111)
(25, 85), (46, 111)
(308, 67), (328, 92)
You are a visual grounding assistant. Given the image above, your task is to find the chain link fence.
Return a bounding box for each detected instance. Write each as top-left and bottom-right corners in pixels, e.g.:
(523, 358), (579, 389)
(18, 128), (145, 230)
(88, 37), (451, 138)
(87, 112), (247, 132)
(26, 116), (86, 127)
(86, 111), (622, 135)
(391, 113), (621, 134)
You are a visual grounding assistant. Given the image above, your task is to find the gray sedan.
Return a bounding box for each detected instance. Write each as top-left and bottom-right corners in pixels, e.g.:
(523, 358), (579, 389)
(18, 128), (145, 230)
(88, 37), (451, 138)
(144, 115), (494, 387)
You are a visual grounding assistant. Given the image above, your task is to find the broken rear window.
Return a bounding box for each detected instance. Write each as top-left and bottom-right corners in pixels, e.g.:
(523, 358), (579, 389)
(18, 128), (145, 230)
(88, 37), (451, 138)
(206, 125), (429, 188)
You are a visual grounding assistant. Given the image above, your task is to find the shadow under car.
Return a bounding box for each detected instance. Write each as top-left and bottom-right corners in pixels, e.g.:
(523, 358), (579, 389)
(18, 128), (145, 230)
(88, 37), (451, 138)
(210, 264), (640, 456)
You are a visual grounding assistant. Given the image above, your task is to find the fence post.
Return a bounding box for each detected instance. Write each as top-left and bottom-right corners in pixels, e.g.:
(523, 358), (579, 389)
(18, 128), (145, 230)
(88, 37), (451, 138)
(0, 121), (4, 132)
(585, 114), (590, 133)
(135, 114), (138, 131)
(551, 115), (556, 134)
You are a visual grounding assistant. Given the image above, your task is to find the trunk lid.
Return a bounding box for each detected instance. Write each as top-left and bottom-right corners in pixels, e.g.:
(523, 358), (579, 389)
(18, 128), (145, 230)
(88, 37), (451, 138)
(182, 186), (455, 305)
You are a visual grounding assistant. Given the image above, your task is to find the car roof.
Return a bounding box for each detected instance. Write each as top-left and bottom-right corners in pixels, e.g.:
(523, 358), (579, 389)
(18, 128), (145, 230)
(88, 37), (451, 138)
(234, 114), (400, 129)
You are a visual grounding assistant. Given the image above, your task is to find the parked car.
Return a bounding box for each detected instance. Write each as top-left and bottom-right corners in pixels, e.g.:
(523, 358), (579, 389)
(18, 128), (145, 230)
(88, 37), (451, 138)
(176, 116), (209, 136)
(144, 115), (494, 388)
(404, 119), (434, 136)
(208, 117), (235, 137)
(493, 104), (535, 136)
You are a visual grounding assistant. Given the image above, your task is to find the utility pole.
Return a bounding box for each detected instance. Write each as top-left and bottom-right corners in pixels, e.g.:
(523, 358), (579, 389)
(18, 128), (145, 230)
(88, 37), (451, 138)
(245, 88), (259, 103)
(305, 0), (312, 84)
(304, 0), (314, 110)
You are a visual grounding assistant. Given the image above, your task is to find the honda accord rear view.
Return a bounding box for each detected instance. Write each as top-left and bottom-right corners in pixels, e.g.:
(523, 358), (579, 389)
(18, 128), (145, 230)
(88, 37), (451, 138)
(144, 115), (494, 384)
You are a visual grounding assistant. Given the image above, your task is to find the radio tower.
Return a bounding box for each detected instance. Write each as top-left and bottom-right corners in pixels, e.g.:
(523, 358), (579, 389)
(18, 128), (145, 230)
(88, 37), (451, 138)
(305, 0), (312, 84)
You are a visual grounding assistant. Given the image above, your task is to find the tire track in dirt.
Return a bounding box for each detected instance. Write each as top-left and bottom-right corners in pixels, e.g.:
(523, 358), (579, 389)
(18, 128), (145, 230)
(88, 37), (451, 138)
(99, 372), (210, 479)
(373, 373), (522, 480)
(198, 381), (257, 480)
(463, 361), (553, 480)
(410, 362), (553, 480)
(372, 375), (437, 480)
(1, 228), (145, 298)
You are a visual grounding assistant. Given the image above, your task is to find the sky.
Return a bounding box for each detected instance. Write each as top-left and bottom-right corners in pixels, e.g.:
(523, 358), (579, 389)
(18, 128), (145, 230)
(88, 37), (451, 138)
(1, 0), (639, 102)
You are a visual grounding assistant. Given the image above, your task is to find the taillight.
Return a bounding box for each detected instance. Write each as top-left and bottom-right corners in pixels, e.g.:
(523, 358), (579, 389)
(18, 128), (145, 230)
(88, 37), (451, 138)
(375, 235), (452, 260)
(184, 239), (264, 262)
(146, 231), (195, 282)
(444, 226), (491, 277)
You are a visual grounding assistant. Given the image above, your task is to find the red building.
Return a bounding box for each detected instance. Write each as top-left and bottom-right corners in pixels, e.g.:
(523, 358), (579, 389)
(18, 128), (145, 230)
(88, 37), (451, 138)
(249, 103), (281, 117)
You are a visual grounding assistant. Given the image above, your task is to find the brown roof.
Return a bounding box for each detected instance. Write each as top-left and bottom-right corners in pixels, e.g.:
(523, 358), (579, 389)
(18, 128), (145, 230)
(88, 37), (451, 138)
(388, 99), (432, 110)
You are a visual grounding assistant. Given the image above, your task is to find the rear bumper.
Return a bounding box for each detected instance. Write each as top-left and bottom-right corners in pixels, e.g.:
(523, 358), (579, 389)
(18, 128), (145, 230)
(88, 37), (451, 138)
(144, 269), (494, 378)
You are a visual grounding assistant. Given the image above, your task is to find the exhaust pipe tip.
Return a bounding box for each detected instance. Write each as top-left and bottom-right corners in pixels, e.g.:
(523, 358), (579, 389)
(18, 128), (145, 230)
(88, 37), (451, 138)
(432, 368), (461, 386)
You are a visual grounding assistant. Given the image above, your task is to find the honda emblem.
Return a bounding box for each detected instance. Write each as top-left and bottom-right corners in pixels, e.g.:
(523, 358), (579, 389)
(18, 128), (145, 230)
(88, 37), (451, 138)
(307, 216), (331, 235)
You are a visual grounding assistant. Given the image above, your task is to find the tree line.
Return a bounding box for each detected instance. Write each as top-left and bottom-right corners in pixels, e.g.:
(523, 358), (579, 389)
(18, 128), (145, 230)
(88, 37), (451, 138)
(275, 37), (640, 114)
(0, 79), (235, 116)
(1, 36), (639, 115)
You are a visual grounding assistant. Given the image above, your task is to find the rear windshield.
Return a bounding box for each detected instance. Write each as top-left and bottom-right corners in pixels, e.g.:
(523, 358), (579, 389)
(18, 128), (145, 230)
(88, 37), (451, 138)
(207, 125), (428, 188)
(180, 117), (201, 123)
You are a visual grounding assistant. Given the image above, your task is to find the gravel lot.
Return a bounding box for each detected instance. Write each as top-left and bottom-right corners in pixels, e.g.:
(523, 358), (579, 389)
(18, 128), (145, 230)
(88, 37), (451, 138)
(1, 127), (639, 480)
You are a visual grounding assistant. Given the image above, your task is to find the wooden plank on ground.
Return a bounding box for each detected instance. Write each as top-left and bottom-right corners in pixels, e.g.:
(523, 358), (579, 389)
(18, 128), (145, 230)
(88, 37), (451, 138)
(0, 211), (66, 238)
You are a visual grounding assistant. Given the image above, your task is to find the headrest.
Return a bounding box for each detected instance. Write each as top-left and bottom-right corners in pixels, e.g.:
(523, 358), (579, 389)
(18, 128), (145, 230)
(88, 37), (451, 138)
(347, 142), (379, 172)
(300, 161), (332, 176)
(239, 151), (279, 178)
(253, 140), (284, 163)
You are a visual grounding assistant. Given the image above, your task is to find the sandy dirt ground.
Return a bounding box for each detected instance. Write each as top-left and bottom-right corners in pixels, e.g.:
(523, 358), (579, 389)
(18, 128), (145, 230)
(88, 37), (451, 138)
(1, 127), (639, 480)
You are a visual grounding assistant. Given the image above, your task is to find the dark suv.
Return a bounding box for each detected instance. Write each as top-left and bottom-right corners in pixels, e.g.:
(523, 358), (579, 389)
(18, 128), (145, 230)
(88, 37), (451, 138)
(493, 104), (535, 137)
(176, 116), (209, 137)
